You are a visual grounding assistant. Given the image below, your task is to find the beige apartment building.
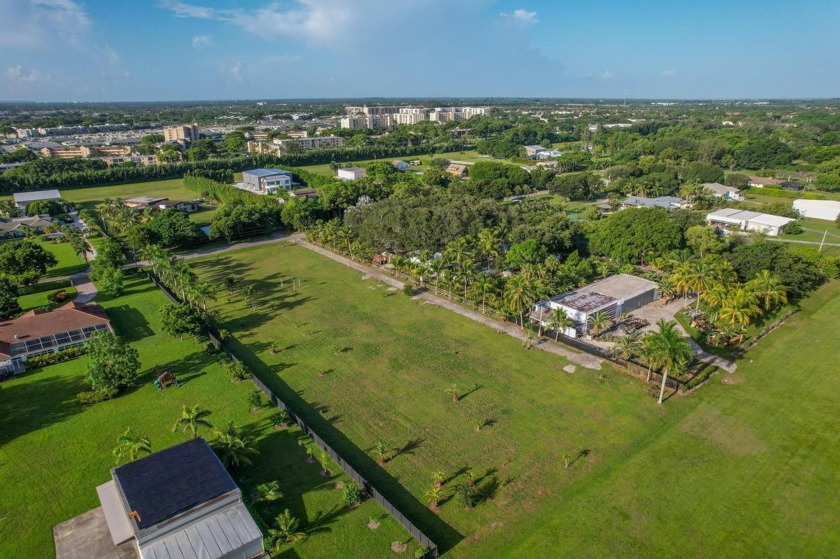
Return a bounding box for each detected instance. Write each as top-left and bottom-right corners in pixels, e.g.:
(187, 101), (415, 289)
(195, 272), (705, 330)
(163, 123), (200, 144)
(40, 145), (132, 159)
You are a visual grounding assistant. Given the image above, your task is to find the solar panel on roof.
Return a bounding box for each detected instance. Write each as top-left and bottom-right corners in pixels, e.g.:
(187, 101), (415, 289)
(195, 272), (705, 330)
(113, 438), (237, 531)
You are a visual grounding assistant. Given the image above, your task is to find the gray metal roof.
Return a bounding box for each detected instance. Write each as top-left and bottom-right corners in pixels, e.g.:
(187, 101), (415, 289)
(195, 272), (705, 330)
(139, 503), (262, 559)
(548, 274), (658, 313)
(12, 189), (61, 203)
(242, 168), (291, 177)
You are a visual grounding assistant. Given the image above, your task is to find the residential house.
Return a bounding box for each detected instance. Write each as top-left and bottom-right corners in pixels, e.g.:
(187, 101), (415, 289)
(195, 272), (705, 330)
(124, 196), (169, 210)
(54, 438), (263, 559)
(241, 168), (293, 194)
(621, 195), (687, 211)
(0, 215), (54, 238)
(748, 176), (783, 188)
(706, 208), (794, 236)
(156, 200), (201, 213)
(702, 182), (742, 201)
(524, 145), (547, 158)
(289, 188), (319, 201)
(535, 149), (563, 160)
(445, 163), (468, 178)
(532, 274), (660, 338)
(0, 302), (112, 374)
(12, 189), (62, 211)
(337, 167), (367, 181)
(392, 160), (410, 171)
(792, 199), (840, 221)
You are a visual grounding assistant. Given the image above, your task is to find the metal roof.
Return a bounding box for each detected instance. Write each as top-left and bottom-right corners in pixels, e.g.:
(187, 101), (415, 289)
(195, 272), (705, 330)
(549, 274), (658, 314)
(12, 189), (62, 203)
(242, 168), (291, 177)
(113, 438), (237, 532)
(139, 503), (262, 559)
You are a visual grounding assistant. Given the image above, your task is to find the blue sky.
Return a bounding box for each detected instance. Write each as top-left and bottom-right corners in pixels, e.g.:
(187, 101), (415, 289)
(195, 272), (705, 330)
(1, 0), (839, 102)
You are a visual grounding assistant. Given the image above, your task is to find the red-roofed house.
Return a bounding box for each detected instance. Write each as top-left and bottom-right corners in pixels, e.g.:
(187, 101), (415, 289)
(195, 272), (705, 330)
(0, 302), (112, 374)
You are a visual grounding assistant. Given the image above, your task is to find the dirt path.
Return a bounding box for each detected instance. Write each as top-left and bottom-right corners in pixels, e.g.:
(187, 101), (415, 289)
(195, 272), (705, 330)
(294, 239), (604, 370)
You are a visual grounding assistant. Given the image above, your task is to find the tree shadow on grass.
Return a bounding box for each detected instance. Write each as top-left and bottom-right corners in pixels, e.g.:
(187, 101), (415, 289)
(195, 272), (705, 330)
(105, 305), (154, 342)
(0, 371), (87, 447)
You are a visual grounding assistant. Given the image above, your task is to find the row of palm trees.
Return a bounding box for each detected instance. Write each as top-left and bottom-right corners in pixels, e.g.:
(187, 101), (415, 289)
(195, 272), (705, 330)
(140, 245), (216, 313)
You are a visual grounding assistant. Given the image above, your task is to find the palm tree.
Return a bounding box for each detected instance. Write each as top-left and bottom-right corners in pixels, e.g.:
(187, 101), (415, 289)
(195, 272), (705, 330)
(445, 383), (460, 403)
(671, 261), (695, 307)
(431, 470), (445, 488)
(474, 273), (495, 314)
(224, 275), (239, 295)
(428, 258), (446, 295)
(212, 421), (259, 469)
(587, 310), (612, 337)
(747, 269), (788, 311)
(172, 404), (213, 438)
(242, 284), (256, 309)
(425, 484), (445, 513)
(112, 428), (151, 464)
(503, 274), (537, 328)
(191, 281), (215, 314)
(444, 237), (474, 269)
(268, 509), (307, 549)
(647, 319), (694, 405)
(548, 308), (574, 341)
(254, 481), (284, 504)
(719, 286), (760, 327)
(611, 333), (641, 361)
(476, 227), (501, 270)
(372, 441), (389, 466)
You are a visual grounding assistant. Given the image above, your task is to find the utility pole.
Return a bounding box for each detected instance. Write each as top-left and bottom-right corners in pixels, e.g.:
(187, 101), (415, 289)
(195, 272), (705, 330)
(819, 229), (828, 253)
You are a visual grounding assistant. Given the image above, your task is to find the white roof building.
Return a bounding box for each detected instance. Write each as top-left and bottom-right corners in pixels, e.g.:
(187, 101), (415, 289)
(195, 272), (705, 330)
(702, 182), (742, 201)
(792, 199), (840, 221)
(706, 208), (794, 236)
(12, 189), (62, 209)
(337, 167), (367, 181)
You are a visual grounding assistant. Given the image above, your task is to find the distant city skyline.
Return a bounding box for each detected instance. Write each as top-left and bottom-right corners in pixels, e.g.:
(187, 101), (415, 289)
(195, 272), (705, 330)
(1, 0), (839, 102)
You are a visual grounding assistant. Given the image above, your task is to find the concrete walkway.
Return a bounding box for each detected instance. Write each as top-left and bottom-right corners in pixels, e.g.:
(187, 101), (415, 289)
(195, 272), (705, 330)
(71, 273), (98, 304)
(293, 238), (604, 370)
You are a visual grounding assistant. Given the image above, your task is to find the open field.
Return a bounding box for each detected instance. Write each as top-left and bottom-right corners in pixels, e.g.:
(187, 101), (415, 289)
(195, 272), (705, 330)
(191, 243), (683, 557)
(0, 275), (413, 558)
(194, 242), (840, 557)
(502, 279), (840, 557)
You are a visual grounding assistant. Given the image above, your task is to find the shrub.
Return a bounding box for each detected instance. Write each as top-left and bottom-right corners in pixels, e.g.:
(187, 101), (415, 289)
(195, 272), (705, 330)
(783, 221), (803, 235)
(271, 410), (289, 429)
(75, 387), (118, 405)
(341, 482), (361, 508)
(46, 289), (71, 304)
(225, 360), (251, 382)
(402, 284), (414, 296)
(248, 390), (265, 409)
(18, 279), (71, 295)
(25, 345), (87, 368)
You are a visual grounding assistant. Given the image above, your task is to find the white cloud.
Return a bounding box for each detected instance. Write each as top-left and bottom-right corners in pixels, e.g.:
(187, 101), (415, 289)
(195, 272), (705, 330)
(500, 9), (539, 25)
(229, 61), (242, 81)
(660, 69), (676, 76)
(4, 65), (42, 90)
(192, 35), (211, 48)
(161, 0), (440, 46)
(600, 70), (614, 79)
(0, 0), (91, 49)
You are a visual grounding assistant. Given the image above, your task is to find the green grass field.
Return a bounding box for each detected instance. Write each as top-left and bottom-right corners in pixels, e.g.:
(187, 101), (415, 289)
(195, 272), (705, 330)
(17, 285), (78, 312)
(192, 243), (840, 557)
(191, 243), (682, 557)
(0, 275), (414, 558)
(0, 236), (88, 278)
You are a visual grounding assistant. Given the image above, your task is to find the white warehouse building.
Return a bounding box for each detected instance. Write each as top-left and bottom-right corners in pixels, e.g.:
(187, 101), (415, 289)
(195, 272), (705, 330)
(792, 199), (840, 222)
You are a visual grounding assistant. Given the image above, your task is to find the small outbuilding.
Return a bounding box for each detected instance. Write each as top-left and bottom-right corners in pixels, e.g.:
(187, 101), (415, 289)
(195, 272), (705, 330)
(337, 166), (367, 181)
(706, 208), (794, 236)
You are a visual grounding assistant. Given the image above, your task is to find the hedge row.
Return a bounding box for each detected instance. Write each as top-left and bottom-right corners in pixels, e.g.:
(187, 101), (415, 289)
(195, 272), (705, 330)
(18, 279), (72, 295)
(25, 345), (87, 368)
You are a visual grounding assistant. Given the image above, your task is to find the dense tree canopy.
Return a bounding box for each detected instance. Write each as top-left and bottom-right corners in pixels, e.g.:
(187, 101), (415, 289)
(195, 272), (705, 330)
(0, 240), (58, 285)
(589, 208), (681, 264)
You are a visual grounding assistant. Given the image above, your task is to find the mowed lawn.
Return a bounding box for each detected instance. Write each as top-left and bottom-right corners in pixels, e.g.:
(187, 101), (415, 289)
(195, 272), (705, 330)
(500, 280), (840, 558)
(191, 243), (685, 557)
(0, 276), (413, 558)
(0, 236), (87, 278)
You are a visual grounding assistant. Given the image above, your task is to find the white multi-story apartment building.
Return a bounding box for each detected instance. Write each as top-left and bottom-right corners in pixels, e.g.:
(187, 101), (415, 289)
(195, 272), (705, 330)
(275, 135), (345, 149)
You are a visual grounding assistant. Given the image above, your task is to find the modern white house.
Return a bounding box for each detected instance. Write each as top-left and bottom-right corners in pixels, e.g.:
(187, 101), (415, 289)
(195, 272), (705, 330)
(532, 274), (660, 338)
(241, 168), (293, 194)
(702, 182), (742, 201)
(54, 438), (264, 559)
(706, 208), (795, 236)
(792, 199), (840, 221)
(337, 167), (367, 181)
(12, 189), (62, 211)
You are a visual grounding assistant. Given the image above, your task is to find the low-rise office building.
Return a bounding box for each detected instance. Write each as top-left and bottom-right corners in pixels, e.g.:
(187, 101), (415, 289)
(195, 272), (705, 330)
(241, 168), (293, 193)
(13, 189), (62, 211)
